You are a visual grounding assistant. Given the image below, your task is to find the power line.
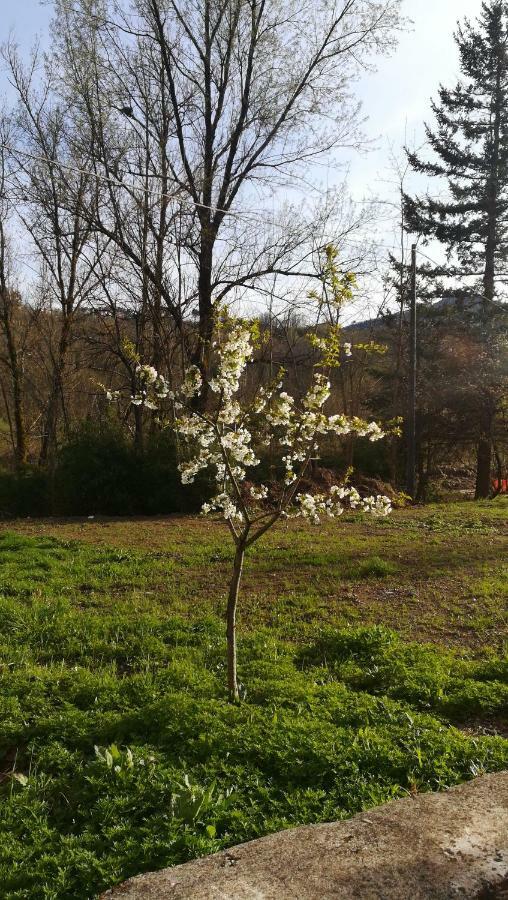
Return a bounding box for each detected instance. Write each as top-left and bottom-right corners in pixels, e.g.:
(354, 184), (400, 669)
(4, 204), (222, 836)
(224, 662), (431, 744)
(0, 142), (275, 225)
(0, 142), (425, 248)
(4, 143), (508, 300)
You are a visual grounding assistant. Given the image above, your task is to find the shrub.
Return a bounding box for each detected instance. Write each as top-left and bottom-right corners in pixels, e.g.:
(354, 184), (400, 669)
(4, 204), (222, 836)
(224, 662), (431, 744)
(54, 422), (139, 515)
(0, 467), (51, 517)
(53, 423), (212, 516)
(0, 423), (213, 518)
(136, 430), (212, 515)
(320, 438), (391, 480)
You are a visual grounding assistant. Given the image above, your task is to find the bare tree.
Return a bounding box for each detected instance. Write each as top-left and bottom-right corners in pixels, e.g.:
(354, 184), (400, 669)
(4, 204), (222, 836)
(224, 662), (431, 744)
(0, 123), (28, 467)
(3, 43), (104, 463)
(50, 0), (402, 392)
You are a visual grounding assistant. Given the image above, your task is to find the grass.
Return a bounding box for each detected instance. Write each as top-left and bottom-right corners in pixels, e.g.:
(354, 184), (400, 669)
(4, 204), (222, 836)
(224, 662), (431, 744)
(0, 499), (507, 898)
(3, 499), (506, 648)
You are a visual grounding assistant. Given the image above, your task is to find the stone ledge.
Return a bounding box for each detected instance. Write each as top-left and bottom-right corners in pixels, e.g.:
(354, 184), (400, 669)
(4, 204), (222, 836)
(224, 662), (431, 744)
(102, 772), (508, 900)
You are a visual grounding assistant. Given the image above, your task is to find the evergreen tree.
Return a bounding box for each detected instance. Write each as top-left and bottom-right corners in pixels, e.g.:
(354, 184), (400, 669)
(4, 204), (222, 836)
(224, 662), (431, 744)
(404, 1), (508, 498)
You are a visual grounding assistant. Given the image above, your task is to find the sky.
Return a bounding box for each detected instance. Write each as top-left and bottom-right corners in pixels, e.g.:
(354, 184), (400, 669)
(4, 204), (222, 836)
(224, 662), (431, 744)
(0, 0), (485, 162)
(2, 0), (52, 53)
(0, 0), (489, 308)
(349, 0), (482, 205)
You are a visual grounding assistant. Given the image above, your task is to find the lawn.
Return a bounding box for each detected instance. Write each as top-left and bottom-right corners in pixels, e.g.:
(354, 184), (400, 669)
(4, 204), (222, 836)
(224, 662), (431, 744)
(0, 499), (507, 898)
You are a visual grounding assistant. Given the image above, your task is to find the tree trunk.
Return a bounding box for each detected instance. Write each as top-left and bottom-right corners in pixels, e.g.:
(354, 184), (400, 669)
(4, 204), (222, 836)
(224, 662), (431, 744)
(344, 434), (356, 469)
(0, 292), (27, 468)
(416, 442), (431, 504)
(39, 320), (71, 466)
(11, 371), (27, 468)
(492, 443), (503, 497)
(473, 54), (501, 500)
(133, 403), (145, 454)
(475, 436), (492, 499)
(477, 200), (496, 497)
(226, 544), (244, 702)
(4, 324), (27, 468)
(194, 222), (216, 401)
(389, 287), (406, 486)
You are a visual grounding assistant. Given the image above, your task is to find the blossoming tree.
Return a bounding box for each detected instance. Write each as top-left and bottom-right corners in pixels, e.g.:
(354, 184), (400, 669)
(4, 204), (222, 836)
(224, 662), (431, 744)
(126, 308), (393, 702)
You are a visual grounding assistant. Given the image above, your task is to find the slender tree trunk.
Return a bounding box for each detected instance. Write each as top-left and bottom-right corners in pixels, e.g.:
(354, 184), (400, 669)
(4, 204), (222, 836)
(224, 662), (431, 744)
(195, 1), (216, 394)
(475, 434), (493, 499)
(39, 319), (71, 466)
(492, 443), (503, 497)
(1, 313), (27, 468)
(389, 286), (406, 485)
(152, 67), (170, 378)
(226, 543), (244, 702)
(198, 238), (214, 354)
(133, 403), (144, 454)
(0, 376), (15, 455)
(194, 221), (217, 402)
(0, 225), (27, 467)
(345, 434), (355, 469)
(476, 194), (496, 496)
(416, 441), (431, 504)
(11, 367), (26, 467)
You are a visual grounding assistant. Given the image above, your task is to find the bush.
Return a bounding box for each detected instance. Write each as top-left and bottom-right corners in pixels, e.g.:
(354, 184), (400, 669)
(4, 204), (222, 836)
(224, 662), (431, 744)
(54, 422), (211, 516)
(0, 467), (51, 517)
(320, 438), (391, 480)
(0, 423), (212, 518)
(54, 422), (140, 515)
(136, 429), (212, 516)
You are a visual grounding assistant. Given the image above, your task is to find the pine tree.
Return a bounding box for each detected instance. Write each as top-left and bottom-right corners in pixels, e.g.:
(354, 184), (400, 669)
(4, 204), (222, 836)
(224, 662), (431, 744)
(404, 1), (508, 498)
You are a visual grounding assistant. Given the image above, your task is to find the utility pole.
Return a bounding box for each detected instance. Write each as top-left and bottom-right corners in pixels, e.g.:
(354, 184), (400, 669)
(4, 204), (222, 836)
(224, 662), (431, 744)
(406, 243), (417, 499)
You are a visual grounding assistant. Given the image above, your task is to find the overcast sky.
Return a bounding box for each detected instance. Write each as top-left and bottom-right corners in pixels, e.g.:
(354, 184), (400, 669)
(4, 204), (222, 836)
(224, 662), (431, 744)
(0, 0), (488, 304)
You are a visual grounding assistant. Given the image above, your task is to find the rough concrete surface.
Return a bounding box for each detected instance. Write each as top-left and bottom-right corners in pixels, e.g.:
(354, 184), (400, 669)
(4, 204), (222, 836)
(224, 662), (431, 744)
(102, 772), (508, 900)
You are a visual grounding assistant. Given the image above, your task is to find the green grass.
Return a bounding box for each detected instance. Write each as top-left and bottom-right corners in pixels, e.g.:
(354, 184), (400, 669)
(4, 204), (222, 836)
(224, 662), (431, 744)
(0, 499), (507, 899)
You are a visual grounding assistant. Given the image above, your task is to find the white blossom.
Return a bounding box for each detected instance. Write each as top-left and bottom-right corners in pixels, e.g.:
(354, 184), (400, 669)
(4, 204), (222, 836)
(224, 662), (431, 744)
(209, 321), (253, 400)
(136, 364), (159, 385)
(220, 428), (259, 467)
(181, 366), (203, 399)
(250, 484), (268, 500)
(202, 492), (245, 525)
(295, 485), (391, 524)
(328, 414), (351, 436)
(365, 422), (385, 442)
(303, 373), (331, 410)
(106, 312), (393, 536)
(360, 494), (392, 517)
(266, 392), (294, 426)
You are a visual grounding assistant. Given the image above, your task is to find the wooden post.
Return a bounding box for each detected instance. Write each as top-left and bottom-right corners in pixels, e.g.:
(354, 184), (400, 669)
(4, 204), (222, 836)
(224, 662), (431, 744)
(406, 244), (417, 499)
